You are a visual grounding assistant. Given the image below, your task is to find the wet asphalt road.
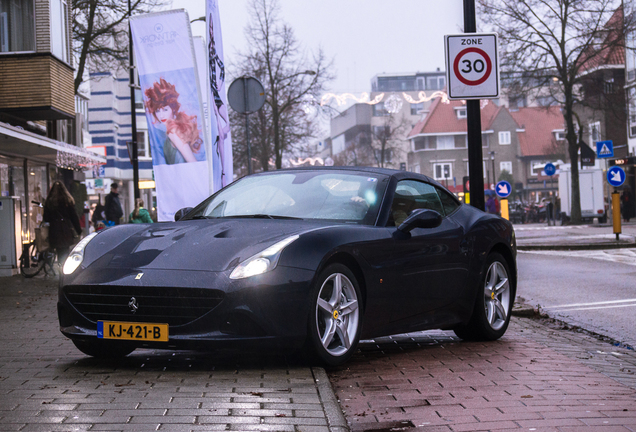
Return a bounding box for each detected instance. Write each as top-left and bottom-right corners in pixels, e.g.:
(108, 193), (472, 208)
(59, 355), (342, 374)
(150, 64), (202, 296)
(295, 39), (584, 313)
(517, 249), (636, 348)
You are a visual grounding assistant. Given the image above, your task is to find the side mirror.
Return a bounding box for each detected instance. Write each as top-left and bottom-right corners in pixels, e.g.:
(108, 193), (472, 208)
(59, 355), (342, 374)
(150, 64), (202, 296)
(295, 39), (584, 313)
(174, 207), (193, 221)
(397, 209), (442, 234)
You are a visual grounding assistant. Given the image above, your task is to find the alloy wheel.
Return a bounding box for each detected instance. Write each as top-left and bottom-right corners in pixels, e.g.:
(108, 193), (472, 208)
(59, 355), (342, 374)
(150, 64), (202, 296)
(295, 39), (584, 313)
(483, 261), (510, 331)
(315, 272), (360, 357)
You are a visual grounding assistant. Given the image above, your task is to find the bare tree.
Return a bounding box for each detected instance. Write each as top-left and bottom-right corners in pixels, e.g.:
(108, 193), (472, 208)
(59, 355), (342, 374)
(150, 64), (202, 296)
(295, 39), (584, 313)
(72, 0), (167, 93)
(232, 0), (334, 172)
(479, 0), (634, 223)
(368, 113), (412, 169)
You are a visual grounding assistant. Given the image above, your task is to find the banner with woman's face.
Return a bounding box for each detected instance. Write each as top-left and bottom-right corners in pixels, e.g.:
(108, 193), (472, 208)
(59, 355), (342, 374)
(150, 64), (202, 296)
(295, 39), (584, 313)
(131, 10), (212, 222)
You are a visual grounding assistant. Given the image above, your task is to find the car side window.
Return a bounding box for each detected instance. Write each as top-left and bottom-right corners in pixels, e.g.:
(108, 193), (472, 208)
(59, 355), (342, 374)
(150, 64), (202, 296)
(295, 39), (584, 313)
(388, 180), (445, 226)
(436, 187), (460, 216)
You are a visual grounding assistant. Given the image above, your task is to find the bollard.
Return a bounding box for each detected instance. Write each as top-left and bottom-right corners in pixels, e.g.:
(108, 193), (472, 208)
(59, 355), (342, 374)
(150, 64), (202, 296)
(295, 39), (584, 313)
(500, 199), (509, 220)
(612, 191), (621, 241)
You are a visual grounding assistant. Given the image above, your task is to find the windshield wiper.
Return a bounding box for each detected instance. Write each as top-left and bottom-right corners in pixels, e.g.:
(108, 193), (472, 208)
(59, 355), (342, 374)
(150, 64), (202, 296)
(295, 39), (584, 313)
(189, 215), (211, 220)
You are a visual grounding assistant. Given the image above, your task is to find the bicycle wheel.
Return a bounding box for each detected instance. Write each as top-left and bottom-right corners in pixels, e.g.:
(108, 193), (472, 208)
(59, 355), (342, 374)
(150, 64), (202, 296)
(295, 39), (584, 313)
(20, 242), (45, 278)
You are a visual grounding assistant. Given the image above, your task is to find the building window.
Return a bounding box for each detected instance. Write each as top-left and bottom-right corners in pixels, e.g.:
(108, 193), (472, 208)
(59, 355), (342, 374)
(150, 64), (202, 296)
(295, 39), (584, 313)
(412, 164), (420, 173)
(455, 108), (467, 119)
(374, 148), (392, 164)
(0, 0), (35, 52)
(509, 95), (526, 110)
(434, 163), (452, 181)
(372, 102), (388, 117)
(554, 131), (566, 141)
(137, 131), (151, 159)
(410, 102), (424, 115)
(50, 0), (69, 62)
(413, 136), (435, 151)
(500, 161), (512, 174)
(589, 121), (601, 143)
(436, 135), (454, 150)
(426, 76), (445, 90)
(498, 131), (511, 145)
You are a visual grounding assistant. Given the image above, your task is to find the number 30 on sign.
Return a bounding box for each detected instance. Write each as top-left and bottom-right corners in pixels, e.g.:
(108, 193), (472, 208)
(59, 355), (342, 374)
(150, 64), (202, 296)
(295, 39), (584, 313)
(445, 33), (500, 100)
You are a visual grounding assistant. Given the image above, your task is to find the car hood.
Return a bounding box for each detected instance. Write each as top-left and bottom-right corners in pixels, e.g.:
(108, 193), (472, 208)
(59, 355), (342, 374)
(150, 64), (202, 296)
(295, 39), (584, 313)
(82, 219), (334, 272)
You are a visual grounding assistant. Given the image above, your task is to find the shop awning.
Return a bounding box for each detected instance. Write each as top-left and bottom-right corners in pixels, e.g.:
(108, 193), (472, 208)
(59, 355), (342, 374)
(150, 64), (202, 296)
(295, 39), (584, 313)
(0, 121), (106, 167)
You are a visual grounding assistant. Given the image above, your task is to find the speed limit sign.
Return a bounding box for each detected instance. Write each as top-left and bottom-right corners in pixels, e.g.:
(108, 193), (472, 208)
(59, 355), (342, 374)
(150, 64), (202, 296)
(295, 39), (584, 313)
(445, 33), (499, 100)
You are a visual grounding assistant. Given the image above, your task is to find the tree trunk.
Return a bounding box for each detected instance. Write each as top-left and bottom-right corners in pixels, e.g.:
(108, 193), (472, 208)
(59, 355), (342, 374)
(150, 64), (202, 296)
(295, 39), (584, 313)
(564, 98), (582, 224)
(74, 0), (97, 94)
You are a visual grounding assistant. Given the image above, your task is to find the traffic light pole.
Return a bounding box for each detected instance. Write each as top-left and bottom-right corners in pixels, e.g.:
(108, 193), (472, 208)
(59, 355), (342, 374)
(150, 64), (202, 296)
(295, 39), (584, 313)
(464, 0), (485, 211)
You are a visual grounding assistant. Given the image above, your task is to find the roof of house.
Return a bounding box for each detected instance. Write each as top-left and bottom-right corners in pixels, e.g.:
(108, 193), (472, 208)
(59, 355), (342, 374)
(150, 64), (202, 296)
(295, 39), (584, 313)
(408, 98), (565, 157)
(408, 99), (502, 137)
(580, 6), (625, 72)
(509, 106), (565, 157)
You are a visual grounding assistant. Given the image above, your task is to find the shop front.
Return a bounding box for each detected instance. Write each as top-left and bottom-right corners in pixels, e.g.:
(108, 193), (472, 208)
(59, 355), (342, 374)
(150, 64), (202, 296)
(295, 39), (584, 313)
(0, 122), (105, 275)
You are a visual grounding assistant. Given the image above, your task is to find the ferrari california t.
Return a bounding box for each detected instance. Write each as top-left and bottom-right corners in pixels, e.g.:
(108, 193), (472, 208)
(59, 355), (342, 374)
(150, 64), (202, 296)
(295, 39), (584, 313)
(58, 167), (516, 366)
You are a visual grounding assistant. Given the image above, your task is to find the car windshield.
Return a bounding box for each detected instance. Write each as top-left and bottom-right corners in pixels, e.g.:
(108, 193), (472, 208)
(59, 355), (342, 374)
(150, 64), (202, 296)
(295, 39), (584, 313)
(187, 170), (387, 225)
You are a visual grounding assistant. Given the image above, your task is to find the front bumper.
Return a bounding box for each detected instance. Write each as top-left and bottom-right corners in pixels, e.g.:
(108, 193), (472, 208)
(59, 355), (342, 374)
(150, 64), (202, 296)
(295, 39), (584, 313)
(58, 265), (316, 351)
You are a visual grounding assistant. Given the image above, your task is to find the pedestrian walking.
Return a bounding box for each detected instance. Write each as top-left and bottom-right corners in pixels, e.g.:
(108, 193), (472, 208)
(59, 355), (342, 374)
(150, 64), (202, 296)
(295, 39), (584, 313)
(104, 183), (123, 225)
(129, 198), (153, 224)
(486, 194), (497, 214)
(43, 181), (82, 262)
(91, 198), (106, 230)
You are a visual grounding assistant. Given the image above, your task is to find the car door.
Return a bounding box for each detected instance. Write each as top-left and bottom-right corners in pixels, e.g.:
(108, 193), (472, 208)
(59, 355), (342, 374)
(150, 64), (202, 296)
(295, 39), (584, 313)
(362, 179), (469, 327)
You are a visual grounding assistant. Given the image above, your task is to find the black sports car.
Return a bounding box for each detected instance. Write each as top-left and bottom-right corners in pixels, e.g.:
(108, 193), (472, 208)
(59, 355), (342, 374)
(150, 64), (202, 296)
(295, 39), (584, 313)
(58, 167), (516, 366)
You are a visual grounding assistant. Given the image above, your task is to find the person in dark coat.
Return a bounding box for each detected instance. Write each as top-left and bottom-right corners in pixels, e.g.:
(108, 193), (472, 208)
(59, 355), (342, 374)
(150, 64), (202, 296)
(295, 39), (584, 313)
(104, 183), (124, 225)
(91, 198), (106, 230)
(43, 181), (82, 262)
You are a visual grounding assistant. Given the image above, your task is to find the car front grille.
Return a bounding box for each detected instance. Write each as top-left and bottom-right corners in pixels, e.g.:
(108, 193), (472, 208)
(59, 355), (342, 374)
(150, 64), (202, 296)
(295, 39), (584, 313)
(64, 285), (224, 327)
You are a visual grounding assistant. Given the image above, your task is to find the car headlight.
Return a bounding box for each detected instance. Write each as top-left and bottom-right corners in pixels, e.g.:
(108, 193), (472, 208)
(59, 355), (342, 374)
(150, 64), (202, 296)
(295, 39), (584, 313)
(230, 235), (299, 279)
(63, 232), (99, 275)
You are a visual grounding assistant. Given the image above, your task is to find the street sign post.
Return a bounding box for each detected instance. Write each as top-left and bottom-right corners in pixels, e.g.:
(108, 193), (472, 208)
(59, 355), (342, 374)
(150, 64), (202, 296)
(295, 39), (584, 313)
(228, 77), (266, 175)
(596, 140), (614, 158)
(607, 166), (626, 187)
(445, 33), (500, 100)
(544, 163), (556, 177)
(495, 180), (511, 198)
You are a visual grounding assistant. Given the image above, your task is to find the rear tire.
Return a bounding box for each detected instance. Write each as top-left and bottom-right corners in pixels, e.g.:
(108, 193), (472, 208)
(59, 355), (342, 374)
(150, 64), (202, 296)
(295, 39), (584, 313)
(72, 339), (135, 359)
(454, 252), (513, 341)
(20, 243), (44, 278)
(306, 264), (362, 367)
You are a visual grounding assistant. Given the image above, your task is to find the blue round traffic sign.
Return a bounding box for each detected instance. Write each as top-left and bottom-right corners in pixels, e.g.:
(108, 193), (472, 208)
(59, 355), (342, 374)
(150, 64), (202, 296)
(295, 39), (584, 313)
(544, 163), (556, 176)
(607, 166), (626, 187)
(495, 180), (512, 198)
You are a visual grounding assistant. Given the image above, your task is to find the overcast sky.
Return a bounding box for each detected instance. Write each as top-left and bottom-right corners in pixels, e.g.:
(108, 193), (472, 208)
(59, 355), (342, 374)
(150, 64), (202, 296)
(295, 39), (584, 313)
(174, 0), (465, 94)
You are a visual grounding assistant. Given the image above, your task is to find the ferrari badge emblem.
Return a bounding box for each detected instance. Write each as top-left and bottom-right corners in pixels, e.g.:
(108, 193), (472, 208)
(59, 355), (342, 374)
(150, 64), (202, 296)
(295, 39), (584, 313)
(135, 273), (144, 280)
(333, 310), (339, 320)
(128, 297), (138, 313)
(491, 292), (496, 300)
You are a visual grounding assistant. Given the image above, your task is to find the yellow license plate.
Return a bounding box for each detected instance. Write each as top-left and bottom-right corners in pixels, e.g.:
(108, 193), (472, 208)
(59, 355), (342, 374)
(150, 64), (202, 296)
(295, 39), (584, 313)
(98, 321), (168, 342)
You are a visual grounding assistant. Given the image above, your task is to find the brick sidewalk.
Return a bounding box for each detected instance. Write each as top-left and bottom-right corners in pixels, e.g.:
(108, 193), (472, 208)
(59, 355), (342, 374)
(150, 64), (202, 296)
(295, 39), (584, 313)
(0, 275), (344, 432)
(328, 321), (636, 431)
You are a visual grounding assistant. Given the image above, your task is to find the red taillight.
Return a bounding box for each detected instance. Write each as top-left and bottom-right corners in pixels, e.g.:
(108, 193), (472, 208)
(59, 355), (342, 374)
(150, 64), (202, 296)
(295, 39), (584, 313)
(597, 210), (603, 214)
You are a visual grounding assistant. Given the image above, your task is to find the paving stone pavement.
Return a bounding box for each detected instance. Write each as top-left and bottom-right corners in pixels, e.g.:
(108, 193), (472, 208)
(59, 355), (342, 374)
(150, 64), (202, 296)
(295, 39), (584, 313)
(0, 275), (345, 432)
(327, 320), (636, 431)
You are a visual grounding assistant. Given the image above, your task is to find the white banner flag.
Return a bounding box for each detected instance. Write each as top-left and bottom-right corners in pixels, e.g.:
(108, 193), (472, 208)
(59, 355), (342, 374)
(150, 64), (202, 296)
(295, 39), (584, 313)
(130, 10), (211, 221)
(207, 0), (233, 192)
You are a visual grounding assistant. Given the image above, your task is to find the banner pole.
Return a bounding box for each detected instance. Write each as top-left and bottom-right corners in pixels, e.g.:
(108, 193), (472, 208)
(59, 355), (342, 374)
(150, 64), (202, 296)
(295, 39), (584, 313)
(128, 0), (140, 200)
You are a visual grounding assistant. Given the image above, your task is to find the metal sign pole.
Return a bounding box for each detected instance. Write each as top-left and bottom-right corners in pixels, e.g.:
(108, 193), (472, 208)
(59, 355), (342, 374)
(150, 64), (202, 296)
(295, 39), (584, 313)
(464, 0), (485, 211)
(243, 78), (252, 175)
(128, 0), (140, 200)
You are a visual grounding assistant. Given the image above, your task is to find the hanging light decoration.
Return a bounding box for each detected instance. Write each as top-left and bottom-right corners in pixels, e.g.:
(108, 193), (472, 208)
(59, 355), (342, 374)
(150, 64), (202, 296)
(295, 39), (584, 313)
(55, 142), (102, 172)
(384, 94), (404, 114)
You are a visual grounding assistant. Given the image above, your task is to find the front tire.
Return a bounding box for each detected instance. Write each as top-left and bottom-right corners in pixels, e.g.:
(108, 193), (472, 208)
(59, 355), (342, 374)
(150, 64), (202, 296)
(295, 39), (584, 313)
(454, 252), (513, 341)
(307, 264), (362, 366)
(72, 339), (135, 359)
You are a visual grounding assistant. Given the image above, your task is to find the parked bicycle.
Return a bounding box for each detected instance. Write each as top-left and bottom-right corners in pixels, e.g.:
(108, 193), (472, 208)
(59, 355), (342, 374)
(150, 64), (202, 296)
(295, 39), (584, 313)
(19, 201), (58, 278)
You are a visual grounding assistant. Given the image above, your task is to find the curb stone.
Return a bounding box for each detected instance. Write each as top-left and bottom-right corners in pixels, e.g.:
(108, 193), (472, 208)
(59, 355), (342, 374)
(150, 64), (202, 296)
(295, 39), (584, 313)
(312, 367), (349, 432)
(518, 242), (636, 251)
